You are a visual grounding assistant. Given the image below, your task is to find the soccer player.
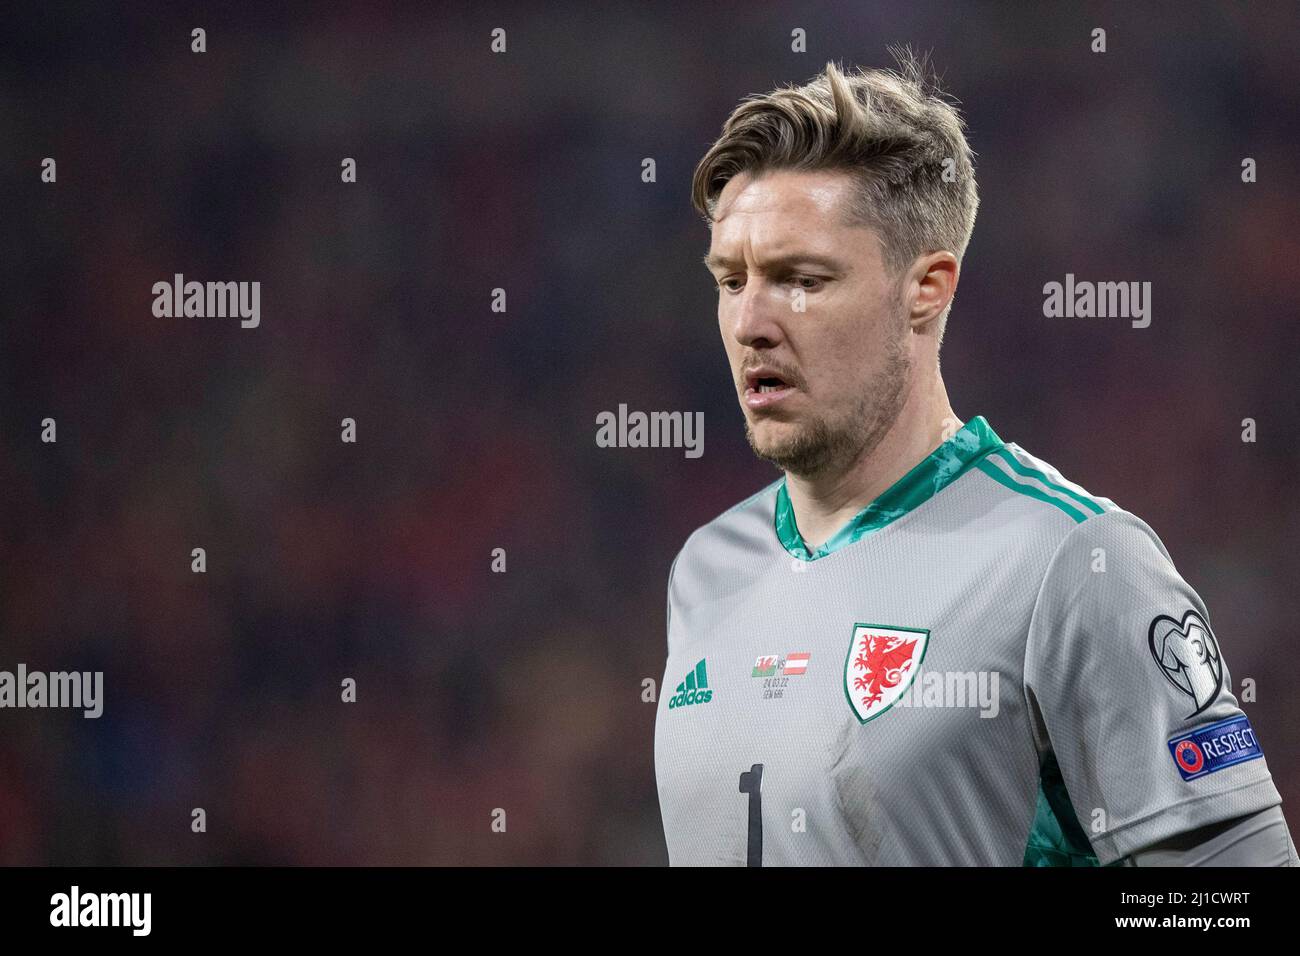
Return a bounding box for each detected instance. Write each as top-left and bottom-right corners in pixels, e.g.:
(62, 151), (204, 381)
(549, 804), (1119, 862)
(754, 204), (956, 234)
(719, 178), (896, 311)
(654, 57), (1297, 866)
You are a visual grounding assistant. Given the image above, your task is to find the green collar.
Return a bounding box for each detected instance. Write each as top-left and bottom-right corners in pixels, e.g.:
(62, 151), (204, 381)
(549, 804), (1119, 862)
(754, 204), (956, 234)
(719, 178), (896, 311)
(774, 415), (1004, 561)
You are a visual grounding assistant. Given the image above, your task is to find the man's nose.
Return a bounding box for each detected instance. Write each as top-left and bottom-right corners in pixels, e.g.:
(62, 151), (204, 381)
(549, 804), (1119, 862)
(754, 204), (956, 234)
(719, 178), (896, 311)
(728, 279), (786, 349)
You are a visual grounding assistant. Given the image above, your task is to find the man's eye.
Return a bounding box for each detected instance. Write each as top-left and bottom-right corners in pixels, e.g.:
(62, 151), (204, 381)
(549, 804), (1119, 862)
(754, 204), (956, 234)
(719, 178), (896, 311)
(717, 277), (743, 292)
(790, 276), (822, 290)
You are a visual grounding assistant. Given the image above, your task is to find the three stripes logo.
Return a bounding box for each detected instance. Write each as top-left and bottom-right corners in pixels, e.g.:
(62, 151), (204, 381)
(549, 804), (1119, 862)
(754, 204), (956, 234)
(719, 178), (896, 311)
(973, 446), (1107, 524)
(668, 659), (713, 709)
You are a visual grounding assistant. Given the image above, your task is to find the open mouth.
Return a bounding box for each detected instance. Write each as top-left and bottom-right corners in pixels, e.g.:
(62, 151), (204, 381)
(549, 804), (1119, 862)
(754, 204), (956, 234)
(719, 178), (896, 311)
(743, 368), (798, 409)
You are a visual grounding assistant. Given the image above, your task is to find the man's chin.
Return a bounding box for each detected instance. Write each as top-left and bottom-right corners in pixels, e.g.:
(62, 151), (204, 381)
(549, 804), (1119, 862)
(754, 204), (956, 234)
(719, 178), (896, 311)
(746, 420), (827, 475)
(745, 417), (797, 453)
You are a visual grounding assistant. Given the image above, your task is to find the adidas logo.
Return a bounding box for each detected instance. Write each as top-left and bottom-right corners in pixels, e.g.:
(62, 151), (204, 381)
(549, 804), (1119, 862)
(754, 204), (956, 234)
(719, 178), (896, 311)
(668, 659), (713, 708)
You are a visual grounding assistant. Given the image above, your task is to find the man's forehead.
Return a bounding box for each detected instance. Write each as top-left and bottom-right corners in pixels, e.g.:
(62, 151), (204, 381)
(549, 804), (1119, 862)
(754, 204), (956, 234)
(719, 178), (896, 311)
(706, 170), (873, 267)
(713, 168), (855, 222)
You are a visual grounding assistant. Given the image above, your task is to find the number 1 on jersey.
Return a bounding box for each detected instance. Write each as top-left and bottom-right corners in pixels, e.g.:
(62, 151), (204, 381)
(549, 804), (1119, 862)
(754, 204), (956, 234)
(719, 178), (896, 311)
(738, 763), (764, 867)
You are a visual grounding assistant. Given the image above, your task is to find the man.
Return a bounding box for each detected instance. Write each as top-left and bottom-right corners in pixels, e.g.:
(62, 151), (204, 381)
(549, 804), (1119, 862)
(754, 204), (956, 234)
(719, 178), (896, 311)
(654, 56), (1296, 866)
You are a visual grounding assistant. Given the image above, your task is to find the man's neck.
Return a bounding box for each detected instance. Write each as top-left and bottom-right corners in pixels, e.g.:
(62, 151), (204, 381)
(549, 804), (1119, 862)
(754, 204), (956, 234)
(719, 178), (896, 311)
(784, 397), (958, 551)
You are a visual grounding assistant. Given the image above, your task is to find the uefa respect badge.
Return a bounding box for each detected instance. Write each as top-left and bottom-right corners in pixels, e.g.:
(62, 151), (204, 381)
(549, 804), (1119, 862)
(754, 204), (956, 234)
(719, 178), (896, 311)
(1167, 715), (1264, 781)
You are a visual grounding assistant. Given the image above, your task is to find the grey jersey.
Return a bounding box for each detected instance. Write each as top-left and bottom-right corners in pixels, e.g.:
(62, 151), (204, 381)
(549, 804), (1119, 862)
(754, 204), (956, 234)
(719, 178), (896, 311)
(654, 416), (1285, 865)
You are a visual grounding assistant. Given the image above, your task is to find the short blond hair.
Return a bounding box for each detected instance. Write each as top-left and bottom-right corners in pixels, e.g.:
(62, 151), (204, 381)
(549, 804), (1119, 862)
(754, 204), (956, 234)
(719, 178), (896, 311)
(691, 49), (979, 339)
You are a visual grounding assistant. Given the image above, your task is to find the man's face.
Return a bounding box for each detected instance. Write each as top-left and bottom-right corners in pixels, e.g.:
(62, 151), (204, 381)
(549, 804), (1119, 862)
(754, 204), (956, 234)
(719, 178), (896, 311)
(704, 168), (913, 479)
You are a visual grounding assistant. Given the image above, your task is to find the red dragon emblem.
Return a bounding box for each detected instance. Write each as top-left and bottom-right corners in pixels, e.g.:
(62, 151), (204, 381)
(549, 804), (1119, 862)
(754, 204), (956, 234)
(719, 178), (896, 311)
(852, 632), (919, 709)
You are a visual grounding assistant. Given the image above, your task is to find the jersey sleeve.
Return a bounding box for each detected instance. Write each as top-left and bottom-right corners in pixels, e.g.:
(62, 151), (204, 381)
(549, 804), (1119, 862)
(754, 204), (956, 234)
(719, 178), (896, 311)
(1129, 805), (1298, 866)
(1023, 508), (1284, 864)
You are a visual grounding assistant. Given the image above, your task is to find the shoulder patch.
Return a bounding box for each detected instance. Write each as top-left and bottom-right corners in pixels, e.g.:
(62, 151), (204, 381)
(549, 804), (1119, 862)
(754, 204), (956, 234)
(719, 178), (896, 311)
(1167, 715), (1263, 781)
(1148, 609), (1223, 719)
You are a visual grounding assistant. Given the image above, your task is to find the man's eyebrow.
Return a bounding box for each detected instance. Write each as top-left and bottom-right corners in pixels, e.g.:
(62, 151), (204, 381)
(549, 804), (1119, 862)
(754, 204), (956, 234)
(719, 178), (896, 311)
(701, 252), (847, 272)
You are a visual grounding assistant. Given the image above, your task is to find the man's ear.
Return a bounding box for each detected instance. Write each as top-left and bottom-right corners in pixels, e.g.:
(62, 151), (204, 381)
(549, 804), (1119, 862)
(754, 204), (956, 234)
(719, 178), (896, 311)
(906, 252), (958, 331)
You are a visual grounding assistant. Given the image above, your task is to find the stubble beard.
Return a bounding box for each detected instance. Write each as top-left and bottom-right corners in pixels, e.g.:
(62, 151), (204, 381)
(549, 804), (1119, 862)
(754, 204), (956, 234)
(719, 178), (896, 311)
(744, 325), (912, 481)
